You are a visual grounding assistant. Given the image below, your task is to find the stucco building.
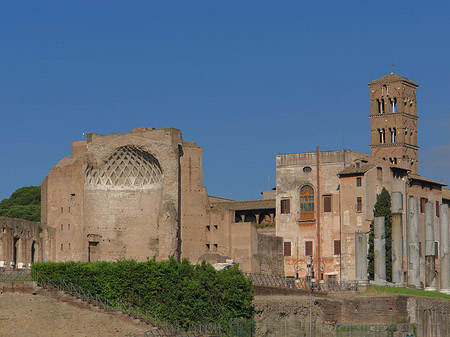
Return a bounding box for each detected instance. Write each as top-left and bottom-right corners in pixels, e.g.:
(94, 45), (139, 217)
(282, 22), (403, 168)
(276, 73), (450, 285)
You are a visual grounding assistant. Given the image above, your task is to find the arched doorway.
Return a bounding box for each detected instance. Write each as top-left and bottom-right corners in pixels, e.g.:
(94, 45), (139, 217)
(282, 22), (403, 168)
(13, 237), (19, 268)
(31, 241), (38, 263)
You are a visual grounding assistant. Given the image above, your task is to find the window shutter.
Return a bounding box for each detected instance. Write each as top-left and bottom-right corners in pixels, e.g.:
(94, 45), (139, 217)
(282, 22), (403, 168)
(305, 241), (313, 256)
(324, 195), (331, 212)
(334, 240), (341, 255)
(284, 242), (291, 256)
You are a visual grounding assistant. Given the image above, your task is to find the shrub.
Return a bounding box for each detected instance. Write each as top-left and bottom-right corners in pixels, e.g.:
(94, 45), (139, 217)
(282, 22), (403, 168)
(32, 258), (254, 330)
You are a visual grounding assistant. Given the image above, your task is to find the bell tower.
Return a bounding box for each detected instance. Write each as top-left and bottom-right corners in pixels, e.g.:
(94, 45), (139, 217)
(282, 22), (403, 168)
(368, 73), (419, 174)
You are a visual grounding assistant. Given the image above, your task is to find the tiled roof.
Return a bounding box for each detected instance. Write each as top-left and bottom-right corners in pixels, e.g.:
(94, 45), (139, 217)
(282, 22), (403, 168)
(368, 73), (419, 87)
(409, 174), (447, 186)
(338, 163), (376, 176)
(208, 195), (234, 203)
(210, 199), (275, 211)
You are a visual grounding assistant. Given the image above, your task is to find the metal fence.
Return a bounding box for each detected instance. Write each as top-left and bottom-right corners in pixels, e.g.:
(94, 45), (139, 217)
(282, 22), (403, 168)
(245, 273), (361, 292)
(127, 323), (221, 337)
(30, 270), (221, 337)
(0, 269), (32, 282)
(231, 319), (414, 337)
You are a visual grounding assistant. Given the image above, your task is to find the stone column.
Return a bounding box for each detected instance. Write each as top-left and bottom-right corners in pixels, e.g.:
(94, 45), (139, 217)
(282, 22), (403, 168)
(391, 192), (404, 284)
(355, 231), (368, 284)
(408, 197), (420, 288)
(374, 217), (386, 285)
(440, 204), (450, 294)
(424, 202), (436, 291)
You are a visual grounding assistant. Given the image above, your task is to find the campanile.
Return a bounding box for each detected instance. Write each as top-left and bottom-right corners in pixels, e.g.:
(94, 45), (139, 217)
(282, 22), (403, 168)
(368, 73), (419, 174)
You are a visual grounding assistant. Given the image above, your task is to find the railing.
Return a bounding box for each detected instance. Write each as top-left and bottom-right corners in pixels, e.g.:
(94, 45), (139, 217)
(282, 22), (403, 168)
(245, 273), (362, 292)
(31, 270), (221, 337)
(231, 319), (414, 337)
(127, 323), (221, 337)
(0, 269), (32, 282)
(326, 280), (360, 292)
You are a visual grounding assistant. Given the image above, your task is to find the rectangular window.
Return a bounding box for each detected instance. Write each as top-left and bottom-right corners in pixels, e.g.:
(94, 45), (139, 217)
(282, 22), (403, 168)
(435, 242), (439, 258)
(323, 195), (332, 213)
(61, 244), (63, 251)
(356, 177), (362, 187)
(334, 240), (341, 255)
(356, 197), (363, 212)
(436, 201), (440, 217)
(305, 241), (313, 257)
(420, 198), (428, 213)
(205, 244), (210, 251)
(281, 199), (291, 214)
(284, 242), (291, 257)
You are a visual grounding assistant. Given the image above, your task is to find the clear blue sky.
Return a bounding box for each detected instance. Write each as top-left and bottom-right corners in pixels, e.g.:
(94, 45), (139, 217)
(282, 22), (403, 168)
(1, 1), (450, 202)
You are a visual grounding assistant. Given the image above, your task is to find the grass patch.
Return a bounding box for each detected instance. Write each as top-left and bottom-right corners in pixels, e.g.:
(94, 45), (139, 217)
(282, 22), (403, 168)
(361, 285), (450, 300)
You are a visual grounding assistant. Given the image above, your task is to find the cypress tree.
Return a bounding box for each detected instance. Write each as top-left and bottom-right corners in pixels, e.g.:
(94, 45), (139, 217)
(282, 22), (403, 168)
(368, 188), (392, 282)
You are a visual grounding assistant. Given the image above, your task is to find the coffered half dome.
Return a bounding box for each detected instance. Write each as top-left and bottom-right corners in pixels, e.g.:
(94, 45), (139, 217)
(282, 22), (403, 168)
(85, 146), (163, 189)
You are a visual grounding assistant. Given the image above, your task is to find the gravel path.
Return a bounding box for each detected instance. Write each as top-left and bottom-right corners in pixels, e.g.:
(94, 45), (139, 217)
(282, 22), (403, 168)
(0, 293), (148, 337)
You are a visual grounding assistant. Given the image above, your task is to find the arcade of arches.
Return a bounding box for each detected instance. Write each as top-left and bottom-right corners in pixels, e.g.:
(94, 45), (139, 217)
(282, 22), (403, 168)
(0, 217), (52, 269)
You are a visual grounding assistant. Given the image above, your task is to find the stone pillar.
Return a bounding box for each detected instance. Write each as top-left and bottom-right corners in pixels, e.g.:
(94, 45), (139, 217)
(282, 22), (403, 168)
(240, 214), (245, 222)
(255, 214), (260, 225)
(355, 231), (368, 284)
(424, 202), (436, 291)
(408, 197), (420, 288)
(374, 217), (386, 284)
(440, 204), (450, 294)
(391, 192), (404, 284)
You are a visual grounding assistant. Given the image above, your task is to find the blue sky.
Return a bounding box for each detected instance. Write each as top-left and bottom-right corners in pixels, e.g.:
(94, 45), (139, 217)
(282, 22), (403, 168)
(1, 1), (450, 202)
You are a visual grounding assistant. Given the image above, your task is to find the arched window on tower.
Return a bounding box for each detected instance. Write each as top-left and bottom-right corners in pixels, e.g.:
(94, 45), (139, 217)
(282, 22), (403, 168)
(390, 128), (397, 143)
(377, 99), (382, 114)
(300, 185), (314, 220)
(380, 99), (385, 113)
(392, 98), (397, 113)
(379, 128), (386, 144)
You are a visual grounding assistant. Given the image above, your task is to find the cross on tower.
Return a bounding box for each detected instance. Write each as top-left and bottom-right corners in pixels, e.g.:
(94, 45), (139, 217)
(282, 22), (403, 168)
(390, 61), (395, 74)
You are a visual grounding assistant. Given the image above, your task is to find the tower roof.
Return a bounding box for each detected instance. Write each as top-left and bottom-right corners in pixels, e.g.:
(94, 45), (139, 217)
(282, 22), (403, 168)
(368, 73), (419, 87)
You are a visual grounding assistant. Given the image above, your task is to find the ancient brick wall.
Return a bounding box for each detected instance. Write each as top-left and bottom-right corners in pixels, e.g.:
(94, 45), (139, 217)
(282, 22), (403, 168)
(256, 233), (284, 275)
(0, 217), (54, 268)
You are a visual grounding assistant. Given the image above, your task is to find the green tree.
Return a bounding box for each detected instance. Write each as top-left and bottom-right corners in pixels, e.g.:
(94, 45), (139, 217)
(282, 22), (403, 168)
(368, 187), (392, 282)
(0, 186), (41, 222)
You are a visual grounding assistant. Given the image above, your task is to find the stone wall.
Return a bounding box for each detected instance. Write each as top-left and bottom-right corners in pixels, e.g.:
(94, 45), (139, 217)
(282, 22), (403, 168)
(0, 217), (54, 268)
(256, 233), (284, 275)
(409, 297), (450, 337)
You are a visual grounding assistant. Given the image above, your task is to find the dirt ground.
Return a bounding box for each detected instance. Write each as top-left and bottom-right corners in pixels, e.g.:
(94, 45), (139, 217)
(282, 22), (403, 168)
(0, 293), (149, 337)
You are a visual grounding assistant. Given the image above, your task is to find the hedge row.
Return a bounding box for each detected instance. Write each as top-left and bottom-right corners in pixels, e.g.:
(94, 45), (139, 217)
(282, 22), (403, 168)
(32, 258), (254, 329)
